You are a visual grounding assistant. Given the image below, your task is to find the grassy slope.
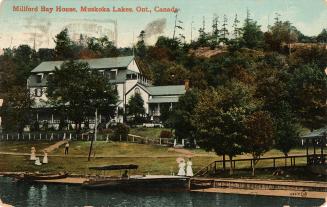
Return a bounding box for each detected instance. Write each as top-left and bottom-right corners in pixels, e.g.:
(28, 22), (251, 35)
(129, 128), (171, 138)
(0, 141), (311, 177)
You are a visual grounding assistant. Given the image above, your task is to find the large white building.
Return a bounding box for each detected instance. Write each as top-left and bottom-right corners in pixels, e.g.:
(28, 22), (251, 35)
(27, 56), (186, 127)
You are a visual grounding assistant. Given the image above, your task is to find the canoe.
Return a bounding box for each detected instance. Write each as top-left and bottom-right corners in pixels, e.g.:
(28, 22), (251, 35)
(17, 173), (69, 181)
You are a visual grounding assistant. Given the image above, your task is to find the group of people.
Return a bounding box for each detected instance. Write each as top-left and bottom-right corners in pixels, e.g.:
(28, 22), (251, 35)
(30, 147), (48, 165)
(177, 158), (193, 177)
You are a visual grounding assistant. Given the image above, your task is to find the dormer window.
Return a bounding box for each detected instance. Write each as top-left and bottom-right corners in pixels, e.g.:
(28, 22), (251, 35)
(109, 70), (117, 80)
(36, 74), (43, 83)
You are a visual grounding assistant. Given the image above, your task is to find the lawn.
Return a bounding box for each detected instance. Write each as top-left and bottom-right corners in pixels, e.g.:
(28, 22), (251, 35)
(129, 127), (171, 138)
(0, 141), (313, 178)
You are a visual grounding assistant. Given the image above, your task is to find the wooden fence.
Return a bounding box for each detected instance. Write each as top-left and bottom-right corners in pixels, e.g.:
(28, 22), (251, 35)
(0, 132), (174, 146)
(194, 154), (326, 176)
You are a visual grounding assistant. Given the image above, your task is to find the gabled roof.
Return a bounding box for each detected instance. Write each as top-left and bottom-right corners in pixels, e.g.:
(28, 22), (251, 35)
(147, 85), (186, 96)
(31, 56), (134, 73)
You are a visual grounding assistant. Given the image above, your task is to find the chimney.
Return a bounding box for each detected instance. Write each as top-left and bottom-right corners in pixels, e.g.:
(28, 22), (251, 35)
(184, 79), (190, 91)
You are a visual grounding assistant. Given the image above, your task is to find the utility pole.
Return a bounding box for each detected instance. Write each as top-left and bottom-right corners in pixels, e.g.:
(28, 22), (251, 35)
(88, 108), (97, 161)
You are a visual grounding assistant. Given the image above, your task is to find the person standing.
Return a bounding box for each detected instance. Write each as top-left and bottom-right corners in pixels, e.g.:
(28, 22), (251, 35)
(186, 158), (194, 177)
(177, 160), (186, 176)
(64, 142), (69, 155)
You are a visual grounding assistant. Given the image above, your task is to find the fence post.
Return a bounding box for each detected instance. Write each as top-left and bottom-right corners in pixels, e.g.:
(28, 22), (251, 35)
(69, 133), (72, 140)
(18, 133), (20, 140)
(29, 133), (31, 140)
(159, 138), (162, 145)
(132, 136), (135, 142)
(106, 135), (109, 142)
(6, 134), (8, 140)
(273, 158), (276, 168)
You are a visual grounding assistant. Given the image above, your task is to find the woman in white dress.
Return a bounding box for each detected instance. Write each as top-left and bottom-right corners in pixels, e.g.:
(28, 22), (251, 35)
(30, 147), (36, 160)
(43, 150), (48, 164)
(177, 160), (186, 176)
(186, 158), (194, 177)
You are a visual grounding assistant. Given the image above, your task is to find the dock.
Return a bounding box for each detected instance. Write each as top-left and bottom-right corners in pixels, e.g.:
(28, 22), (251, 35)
(191, 178), (327, 199)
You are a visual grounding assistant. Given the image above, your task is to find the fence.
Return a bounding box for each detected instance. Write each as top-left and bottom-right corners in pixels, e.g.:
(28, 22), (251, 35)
(0, 132), (174, 146)
(194, 154), (326, 176)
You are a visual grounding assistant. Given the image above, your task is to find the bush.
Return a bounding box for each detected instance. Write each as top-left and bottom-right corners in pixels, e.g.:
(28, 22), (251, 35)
(160, 130), (172, 138)
(112, 123), (130, 141)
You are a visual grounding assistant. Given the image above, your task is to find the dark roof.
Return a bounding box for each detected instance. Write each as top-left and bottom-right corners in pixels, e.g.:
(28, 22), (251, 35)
(147, 85), (185, 96)
(89, 164), (138, 171)
(301, 127), (327, 138)
(31, 56), (134, 73)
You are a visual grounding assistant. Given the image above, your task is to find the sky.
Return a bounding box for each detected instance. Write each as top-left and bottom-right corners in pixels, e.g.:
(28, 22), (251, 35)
(0, 0), (326, 49)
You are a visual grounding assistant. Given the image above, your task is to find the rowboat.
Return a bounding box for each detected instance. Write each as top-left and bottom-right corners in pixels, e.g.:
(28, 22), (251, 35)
(15, 172), (69, 181)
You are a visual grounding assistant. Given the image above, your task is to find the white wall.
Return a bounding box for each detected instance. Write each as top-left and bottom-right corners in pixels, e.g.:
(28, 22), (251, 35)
(127, 60), (140, 73)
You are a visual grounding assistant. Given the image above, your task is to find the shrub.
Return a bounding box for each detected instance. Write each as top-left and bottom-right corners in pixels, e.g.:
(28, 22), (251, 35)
(112, 123), (130, 141)
(160, 130), (172, 138)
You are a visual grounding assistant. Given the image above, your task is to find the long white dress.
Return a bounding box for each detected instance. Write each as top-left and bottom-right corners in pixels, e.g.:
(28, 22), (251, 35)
(43, 152), (48, 164)
(177, 162), (186, 176)
(30, 148), (36, 160)
(186, 160), (194, 177)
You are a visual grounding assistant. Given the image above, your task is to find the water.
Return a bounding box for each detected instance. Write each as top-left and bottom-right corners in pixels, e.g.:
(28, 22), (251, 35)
(0, 177), (324, 207)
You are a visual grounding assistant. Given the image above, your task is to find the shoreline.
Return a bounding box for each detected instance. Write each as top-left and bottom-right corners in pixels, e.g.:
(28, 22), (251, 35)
(1, 172), (326, 199)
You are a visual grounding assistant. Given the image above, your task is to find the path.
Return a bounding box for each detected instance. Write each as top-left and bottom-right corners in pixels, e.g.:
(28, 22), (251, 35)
(42, 140), (67, 153)
(168, 148), (195, 157)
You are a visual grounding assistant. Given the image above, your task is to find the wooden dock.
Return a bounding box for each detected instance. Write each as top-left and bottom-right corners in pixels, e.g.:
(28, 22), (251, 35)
(191, 178), (327, 199)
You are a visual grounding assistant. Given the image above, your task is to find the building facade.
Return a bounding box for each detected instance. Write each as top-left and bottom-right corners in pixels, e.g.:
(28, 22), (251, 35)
(27, 56), (186, 128)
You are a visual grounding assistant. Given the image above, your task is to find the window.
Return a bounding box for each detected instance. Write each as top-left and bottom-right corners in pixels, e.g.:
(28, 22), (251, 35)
(135, 87), (140, 95)
(34, 88), (43, 97)
(36, 75), (42, 83)
(109, 71), (117, 80)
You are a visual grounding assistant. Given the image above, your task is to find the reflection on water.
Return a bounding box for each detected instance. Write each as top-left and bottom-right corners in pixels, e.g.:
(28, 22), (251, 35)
(0, 177), (324, 207)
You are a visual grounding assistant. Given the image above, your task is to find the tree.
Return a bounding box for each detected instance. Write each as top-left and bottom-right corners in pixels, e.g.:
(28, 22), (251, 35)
(244, 111), (274, 176)
(274, 101), (299, 163)
(241, 10), (264, 49)
(289, 64), (327, 131)
(172, 89), (199, 143)
(193, 82), (258, 174)
(220, 15), (229, 44)
(266, 17), (298, 52)
(47, 61), (118, 132)
(0, 86), (32, 132)
(136, 30), (147, 58)
(127, 93), (145, 124)
(317, 29), (327, 43)
(54, 28), (75, 59)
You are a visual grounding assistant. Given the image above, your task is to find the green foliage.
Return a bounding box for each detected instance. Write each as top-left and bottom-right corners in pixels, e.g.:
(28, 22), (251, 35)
(127, 93), (145, 123)
(172, 89), (199, 142)
(244, 111), (275, 176)
(317, 29), (327, 43)
(193, 82), (259, 174)
(47, 61), (118, 131)
(241, 10), (264, 49)
(289, 64), (327, 131)
(273, 101), (299, 156)
(54, 28), (75, 59)
(159, 130), (172, 138)
(112, 123), (130, 140)
(265, 18), (299, 52)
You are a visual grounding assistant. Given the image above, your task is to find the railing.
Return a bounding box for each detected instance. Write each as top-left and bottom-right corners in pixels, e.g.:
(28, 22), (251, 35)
(0, 132), (174, 146)
(194, 154), (326, 177)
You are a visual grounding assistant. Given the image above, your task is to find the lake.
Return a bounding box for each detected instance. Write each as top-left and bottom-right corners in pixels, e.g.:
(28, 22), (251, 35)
(0, 177), (324, 207)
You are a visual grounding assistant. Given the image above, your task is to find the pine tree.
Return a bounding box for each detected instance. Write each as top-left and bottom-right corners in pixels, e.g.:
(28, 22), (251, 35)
(220, 15), (229, 44)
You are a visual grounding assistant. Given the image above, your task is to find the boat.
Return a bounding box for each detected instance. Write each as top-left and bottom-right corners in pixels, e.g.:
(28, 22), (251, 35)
(15, 172), (69, 182)
(82, 164), (190, 191)
(0, 198), (14, 207)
